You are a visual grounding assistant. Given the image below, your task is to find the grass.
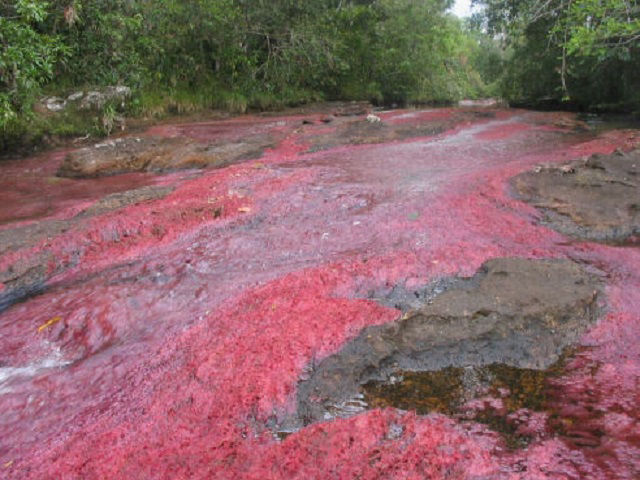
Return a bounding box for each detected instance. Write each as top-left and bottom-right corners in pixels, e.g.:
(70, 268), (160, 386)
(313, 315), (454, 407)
(132, 84), (323, 119)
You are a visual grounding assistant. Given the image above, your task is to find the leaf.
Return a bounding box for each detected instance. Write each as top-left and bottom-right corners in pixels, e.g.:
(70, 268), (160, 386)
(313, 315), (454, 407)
(37, 316), (62, 332)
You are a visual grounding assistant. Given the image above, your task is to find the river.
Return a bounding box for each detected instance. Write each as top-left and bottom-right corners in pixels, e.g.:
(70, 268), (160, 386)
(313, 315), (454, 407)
(0, 107), (638, 479)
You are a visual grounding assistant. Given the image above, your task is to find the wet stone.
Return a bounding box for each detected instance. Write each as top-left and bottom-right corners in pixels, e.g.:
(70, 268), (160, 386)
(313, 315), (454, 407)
(58, 134), (276, 178)
(75, 185), (174, 217)
(363, 357), (572, 449)
(512, 148), (640, 244)
(293, 258), (602, 433)
(305, 108), (499, 152)
(0, 185), (175, 313)
(367, 276), (467, 312)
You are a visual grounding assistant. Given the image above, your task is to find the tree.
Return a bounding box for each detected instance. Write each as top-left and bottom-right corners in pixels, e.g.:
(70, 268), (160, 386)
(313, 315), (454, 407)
(0, 0), (66, 127)
(474, 0), (640, 108)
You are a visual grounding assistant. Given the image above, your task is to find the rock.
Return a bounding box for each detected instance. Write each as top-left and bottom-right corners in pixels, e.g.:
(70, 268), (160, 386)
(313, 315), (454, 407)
(76, 185), (174, 217)
(307, 115), (454, 151)
(43, 97), (67, 112)
(295, 258), (601, 424)
(0, 255), (49, 313)
(57, 134), (276, 178)
(512, 149), (640, 244)
(0, 185), (175, 313)
(67, 91), (84, 102)
(332, 101), (371, 117)
(459, 98), (502, 108)
(37, 86), (131, 114)
(80, 86), (131, 110)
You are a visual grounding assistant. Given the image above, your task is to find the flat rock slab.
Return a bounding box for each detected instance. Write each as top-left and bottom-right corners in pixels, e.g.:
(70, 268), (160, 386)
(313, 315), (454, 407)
(58, 134), (275, 178)
(295, 258), (601, 425)
(512, 149), (640, 244)
(307, 110), (496, 151)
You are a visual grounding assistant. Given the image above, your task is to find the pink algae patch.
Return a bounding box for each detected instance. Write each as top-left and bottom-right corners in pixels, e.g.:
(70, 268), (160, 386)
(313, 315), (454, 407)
(0, 108), (639, 479)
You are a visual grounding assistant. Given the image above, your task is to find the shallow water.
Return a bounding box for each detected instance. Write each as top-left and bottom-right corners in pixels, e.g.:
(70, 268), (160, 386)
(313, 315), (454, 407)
(362, 353), (576, 449)
(0, 107), (639, 479)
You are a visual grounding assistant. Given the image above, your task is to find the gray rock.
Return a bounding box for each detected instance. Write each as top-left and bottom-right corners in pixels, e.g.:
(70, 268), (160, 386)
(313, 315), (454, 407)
(44, 97), (67, 112)
(79, 86), (132, 110)
(67, 91), (84, 102)
(296, 258), (602, 425)
(38, 86), (131, 113)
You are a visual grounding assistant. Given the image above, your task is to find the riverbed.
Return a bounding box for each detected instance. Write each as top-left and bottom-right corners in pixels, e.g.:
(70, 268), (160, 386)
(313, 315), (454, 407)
(1, 106), (639, 479)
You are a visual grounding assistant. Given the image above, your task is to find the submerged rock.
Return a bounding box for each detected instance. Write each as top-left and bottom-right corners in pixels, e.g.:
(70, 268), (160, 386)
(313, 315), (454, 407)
(512, 149), (640, 244)
(296, 258), (601, 425)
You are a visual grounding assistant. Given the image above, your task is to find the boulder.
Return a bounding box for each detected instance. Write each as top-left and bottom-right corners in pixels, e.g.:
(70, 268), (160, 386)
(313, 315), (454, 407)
(79, 86), (131, 110)
(43, 97), (67, 112)
(37, 86), (132, 114)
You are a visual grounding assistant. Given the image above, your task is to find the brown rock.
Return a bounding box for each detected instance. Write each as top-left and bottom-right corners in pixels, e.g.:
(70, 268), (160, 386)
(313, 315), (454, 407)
(296, 258), (601, 424)
(57, 135), (275, 178)
(512, 149), (640, 244)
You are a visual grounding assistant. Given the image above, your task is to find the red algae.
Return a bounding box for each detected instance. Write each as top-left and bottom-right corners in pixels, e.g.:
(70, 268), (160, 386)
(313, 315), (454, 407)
(0, 108), (639, 479)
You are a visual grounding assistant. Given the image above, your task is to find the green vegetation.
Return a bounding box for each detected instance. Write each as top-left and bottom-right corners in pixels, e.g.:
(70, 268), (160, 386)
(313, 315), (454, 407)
(1, 0), (501, 153)
(2, 0), (637, 153)
(473, 0), (640, 110)
(1, 1), (66, 146)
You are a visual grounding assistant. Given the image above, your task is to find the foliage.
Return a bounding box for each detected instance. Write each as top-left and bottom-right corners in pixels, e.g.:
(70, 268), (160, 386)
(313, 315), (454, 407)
(565, 0), (640, 57)
(1, 0), (504, 151)
(0, 0), (66, 127)
(474, 0), (640, 109)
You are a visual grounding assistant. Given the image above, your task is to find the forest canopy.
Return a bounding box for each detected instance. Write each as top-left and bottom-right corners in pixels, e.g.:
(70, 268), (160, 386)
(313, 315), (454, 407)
(0, 1), (488, 128)
(473, 0), (640, 110)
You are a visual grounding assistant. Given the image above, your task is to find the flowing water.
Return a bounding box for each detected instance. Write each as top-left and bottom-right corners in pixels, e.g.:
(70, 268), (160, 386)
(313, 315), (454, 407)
(0, 107), (639, 479)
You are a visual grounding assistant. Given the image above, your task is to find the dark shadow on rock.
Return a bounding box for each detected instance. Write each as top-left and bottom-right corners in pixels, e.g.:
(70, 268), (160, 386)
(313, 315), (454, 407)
(0, 260), (48, 312)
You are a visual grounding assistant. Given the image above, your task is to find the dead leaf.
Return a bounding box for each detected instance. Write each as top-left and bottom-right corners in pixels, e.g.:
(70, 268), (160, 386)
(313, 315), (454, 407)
(238, 207), (251, 213)
(38, 316), (62, 332)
